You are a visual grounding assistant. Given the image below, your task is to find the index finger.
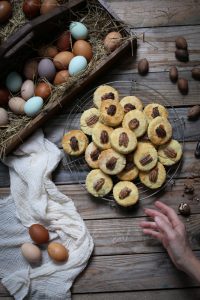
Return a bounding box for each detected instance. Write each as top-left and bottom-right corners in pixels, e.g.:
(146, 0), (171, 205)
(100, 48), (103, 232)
(155, 201), (182, 228)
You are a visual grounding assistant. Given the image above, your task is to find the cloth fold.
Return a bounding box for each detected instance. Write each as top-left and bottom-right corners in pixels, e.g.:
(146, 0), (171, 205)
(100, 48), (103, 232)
(0, 129), (94, 299)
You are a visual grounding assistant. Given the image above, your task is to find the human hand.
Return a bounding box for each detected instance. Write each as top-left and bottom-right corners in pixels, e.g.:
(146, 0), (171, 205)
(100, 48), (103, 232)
(140, 201), (194, 271)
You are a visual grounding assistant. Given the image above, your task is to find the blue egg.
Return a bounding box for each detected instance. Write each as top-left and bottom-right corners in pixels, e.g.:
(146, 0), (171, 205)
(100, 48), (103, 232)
(24, 96), (43, 117)
(69, 22), (88, 40)
(68, 56), (88, 76)
(6, 72), (23, 93)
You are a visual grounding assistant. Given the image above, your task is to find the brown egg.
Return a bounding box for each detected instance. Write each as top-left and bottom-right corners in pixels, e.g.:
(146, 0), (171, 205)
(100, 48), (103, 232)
(104, 31), (122, 52)
(38, 45), (58, 58)
(29, 224), (49, 244)
(0, 1), (12, 23)
(21, 243), (42, 264)
(73, 40), (93, 61)
(56, 31), (71, 51)
(0, 85), (10, 106)
(53, 70), (69, 85)
(48, 242), (69, 262)
(0, 107), (8, 126)
(23, 0), (41, 20)
(40, 0), (58, 14)
(23, 59), (38, 80)
(53, 51), (74, 70)
(35, 82), (51, 100)
(8, 97), (25, 115)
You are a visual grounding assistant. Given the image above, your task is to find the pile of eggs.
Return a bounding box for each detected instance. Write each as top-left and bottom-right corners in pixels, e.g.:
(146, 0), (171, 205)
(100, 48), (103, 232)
(21, 223), (69, 264)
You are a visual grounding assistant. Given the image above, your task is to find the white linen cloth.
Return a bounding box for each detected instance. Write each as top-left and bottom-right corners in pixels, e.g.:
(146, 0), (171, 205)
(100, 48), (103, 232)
(0, 129), (94, 300)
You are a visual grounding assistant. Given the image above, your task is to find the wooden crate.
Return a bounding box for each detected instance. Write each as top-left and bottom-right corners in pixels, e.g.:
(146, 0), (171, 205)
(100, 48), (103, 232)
(0, 0), (136, 156)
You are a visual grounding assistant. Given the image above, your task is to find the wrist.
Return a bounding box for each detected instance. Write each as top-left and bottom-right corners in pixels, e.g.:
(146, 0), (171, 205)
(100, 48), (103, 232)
(178, 250), (200, 281)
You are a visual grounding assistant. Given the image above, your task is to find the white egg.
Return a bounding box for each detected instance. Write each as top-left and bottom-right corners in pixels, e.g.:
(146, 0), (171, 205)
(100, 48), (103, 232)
(0, 108), (8, 126)
(24, 96), (43, 117)
(21, 80), (35, 100)
(21, 243), (42, 264)
(8, 97), (26, 115)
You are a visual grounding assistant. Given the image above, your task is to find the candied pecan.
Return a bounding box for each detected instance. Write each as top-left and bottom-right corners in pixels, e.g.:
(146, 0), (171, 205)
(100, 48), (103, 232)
(90, 149), (100, 161)
(151, 106), (160, 118)
(100, 130), (108, 144)
(164, 147), (177, 159)
(101, 92), (115, 100)
(129, 118), (139, 130)
(119, 132), (129, 148)
(156, 125), (166, 138)
(106, 156), (118, 170)
(140, 154), (153, 166)
(124, 103), (136, 113)
(107, 104), (116, 116)
(86, 114), (99, 126)
(119, 187), (132, 199)
(93, 178), (105, 191)
(149, 167), (158, 183)
(70, 136), (79, 151)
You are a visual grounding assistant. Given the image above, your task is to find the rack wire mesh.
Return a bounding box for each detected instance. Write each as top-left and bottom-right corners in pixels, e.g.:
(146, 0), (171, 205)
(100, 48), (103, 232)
(62, 81), (185, 205)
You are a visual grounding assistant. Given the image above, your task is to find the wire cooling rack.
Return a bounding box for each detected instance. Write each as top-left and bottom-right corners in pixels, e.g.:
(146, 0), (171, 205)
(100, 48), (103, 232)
(62, 81), (185, 204)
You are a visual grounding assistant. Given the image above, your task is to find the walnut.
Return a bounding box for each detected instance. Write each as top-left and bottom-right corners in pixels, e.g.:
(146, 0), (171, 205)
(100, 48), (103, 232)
(119, 132), (129, 148)
(106, 156), (118, 170)
(86, 114), (99, 126)
(101, 92), (115, 100)
(129, 118), (139, 130)
(70, 136), (79, 151)
(93, 178), (105, 191)
(151, 106), (160, 118)
(149, 167), (158, 182)
(155, 125), (166, 138)
(164, 147), (177, 158)
(119, 187), (132, 199)
(90, 149), (100, 161)
(107, 105), (116, 116)
(100, 130), (108, 144)
(124, 103), (136, 113)
(140, 154), (153, 166)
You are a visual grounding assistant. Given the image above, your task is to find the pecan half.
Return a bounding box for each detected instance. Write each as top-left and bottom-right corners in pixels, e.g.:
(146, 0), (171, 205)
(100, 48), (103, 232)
(140, 154), (153, 166)
(164, 147), (177, 158)
(156, 125), (166, 138)
(119, 132), (129, 148)
(100, 130), (108, 144)
(124, 161), (134, 172)
(90, 149), (100, 161)
(106, 156), (118, 170)
(101, 92), (115, 100)
(86, 114), (99, 126)
(93, 178), (105, 191)
(149, 167), (158, 182)
(119, 187), (132, 199)
(107, 104), (116, 116)
(124, 103), (136, 113)
(129, 118), (139, 130)
(70, 136), (79, 151)
(151, 106), (160, 118)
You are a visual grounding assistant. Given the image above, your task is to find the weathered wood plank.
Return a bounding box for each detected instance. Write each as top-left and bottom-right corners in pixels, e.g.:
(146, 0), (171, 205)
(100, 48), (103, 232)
(0, 178), (199, 220)
(107, 0), (200, 27)
(73, 288), (200, 300)
(72, 252), (200, 293)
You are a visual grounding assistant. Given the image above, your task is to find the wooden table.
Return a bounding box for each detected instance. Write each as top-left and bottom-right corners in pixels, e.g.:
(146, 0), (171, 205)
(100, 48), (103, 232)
(1, 0), (200, 299)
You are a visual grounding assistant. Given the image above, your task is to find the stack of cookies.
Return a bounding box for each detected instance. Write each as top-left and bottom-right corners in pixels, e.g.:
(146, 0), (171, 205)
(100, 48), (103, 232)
(62, 84), (182, 207)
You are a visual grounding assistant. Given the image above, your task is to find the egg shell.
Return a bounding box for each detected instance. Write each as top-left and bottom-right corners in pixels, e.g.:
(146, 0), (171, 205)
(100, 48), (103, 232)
(104, 31), (122, 52)
(0, 1), (12, 23)
(56, 31), (71, 51)
(0, 107), (8, 126)
(53, 51), (74, 70)
(29, 224), (49, 244)
(38, 45), (58, 58)
(8, 97), (25, 115)
(38, 58), (56, 82)
(68, 56), (87, 76)
(21, 243), (42, 264)
(6, 72), (23, 93)
(24, 96), (44, 117)
(35, 82), (51, 100)
(53, 70), (69, 85)
(73, 40), (93, 61)
(23, 59), (38, 80)
(21, 80), (35, 100)
(0, 85), (10, 106)
(47, 242), (69, 262)
(40, 0), (59, 14)
(69, 21), (88, 40)
(23, 0), (41, 19)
